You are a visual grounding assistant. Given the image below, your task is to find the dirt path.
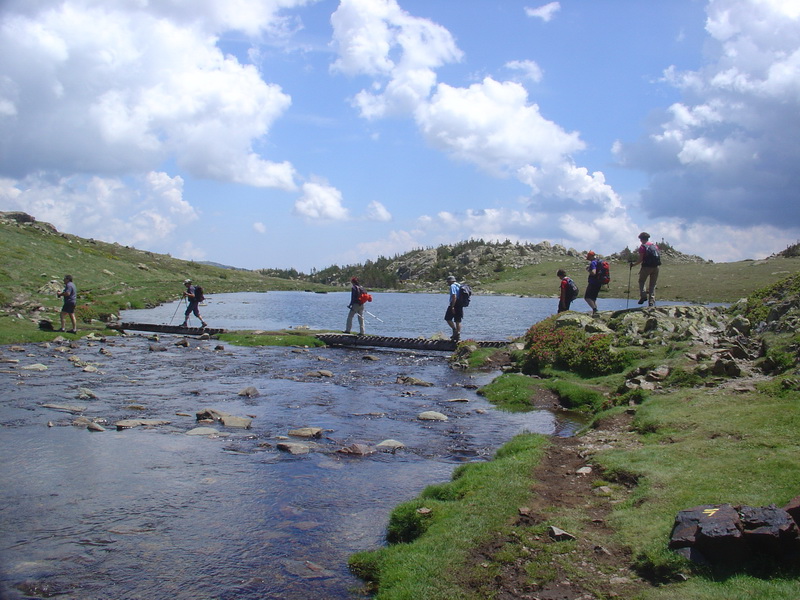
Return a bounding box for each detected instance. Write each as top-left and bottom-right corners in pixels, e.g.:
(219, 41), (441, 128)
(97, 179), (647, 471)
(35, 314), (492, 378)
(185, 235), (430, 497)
(466, 410), (653, 599)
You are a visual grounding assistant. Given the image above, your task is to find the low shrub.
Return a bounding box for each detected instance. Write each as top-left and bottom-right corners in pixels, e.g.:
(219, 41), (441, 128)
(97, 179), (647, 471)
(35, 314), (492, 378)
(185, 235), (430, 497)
(74, 303), (97, 324)
(522, 316), (633, 377)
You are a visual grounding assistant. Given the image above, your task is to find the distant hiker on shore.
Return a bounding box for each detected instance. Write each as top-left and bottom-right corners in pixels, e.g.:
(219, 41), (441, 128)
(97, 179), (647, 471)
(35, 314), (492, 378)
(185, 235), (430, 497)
(345, 277), (366, 335)
(56, 274), (77, 333)
(181, 279), (208, 328)
(630, 231), (661, 307)
(445, 275), (464, 341)
(584, 252), (601, 316)
(557, 269), (578, 313)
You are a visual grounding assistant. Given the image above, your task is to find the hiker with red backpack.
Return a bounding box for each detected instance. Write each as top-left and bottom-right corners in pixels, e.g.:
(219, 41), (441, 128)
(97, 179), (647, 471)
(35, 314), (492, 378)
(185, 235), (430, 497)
(630, 231), (661, 307)
(345, 276), (369, 335)
(557, 269), (579, 313)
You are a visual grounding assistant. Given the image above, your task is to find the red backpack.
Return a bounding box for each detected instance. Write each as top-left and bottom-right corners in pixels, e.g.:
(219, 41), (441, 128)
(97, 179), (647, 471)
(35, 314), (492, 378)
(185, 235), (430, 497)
(597, 261), (611, 285)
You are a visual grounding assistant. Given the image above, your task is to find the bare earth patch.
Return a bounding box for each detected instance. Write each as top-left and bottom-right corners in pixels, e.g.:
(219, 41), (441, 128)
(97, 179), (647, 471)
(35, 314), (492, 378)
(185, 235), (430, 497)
(465, 411), (654, 599)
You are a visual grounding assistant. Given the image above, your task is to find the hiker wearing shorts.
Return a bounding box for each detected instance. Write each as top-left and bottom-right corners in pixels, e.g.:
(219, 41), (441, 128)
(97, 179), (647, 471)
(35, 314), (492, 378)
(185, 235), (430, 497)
(584, 252), (601, 316)
(631, 231), (660, 307)
(181, 279), (207, 328)
(444, 275), (463, 341)
(56, 274), (77, 333)
(345, 277), (366, 335)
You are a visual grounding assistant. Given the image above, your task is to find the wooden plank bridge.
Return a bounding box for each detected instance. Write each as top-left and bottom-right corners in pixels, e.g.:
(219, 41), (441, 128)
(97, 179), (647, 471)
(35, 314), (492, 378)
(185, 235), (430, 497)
(109, 323), (512, 351)
(314, 333), (510, 352)
(109, 322), (227, 336)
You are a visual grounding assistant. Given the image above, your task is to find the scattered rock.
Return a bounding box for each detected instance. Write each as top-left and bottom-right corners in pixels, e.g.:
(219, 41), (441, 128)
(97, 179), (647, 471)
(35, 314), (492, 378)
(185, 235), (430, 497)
(338, 443), (375, 456)
(376, 439), (405, 450)
(87, 422), (106, 432)
(238, 386), (260, 397)
(195, 408), (252, 429)
(115, 419), (171, 431)
(22, 363), (48, 371)
(289, 427), (323, 438)
(277, 442), (311, 455)
(418, 411), (448, 421)
(186, 427), (225, 436)
(397, 375), (434, 387)
(42, 403), (86, 413)
(548, 526), (577, 541)
(305, 370), (333, 378)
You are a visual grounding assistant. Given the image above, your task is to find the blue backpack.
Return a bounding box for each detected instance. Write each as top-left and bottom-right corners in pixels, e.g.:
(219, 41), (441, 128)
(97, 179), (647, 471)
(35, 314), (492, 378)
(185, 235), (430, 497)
(458, 284), (472, 307)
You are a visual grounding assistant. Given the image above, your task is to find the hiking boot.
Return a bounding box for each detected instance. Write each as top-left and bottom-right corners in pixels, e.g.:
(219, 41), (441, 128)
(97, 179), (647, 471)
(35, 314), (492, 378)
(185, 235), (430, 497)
(180, 322), (188, 328)
(201, 322), (208, 328)
(637, 296), (647, 305)
(648, 300), (655, 307)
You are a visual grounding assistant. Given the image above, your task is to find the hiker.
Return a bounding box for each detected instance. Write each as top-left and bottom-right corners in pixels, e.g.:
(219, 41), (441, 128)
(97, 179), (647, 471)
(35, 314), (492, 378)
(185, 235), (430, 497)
(444, 275), (463, 341)
(584, 251), (601, 316)
(630, 231), (661, 307)
(345, 277), (366, 335)
(181, 279), (208, 328)
(557, 269), (577, 313)
(56, 274), (78, 333)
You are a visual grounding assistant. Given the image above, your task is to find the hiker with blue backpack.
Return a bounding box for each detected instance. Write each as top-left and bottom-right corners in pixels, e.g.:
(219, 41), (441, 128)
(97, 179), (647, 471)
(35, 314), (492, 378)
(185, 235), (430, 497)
(444, 275), (472, 342)
(584, 251), (604, 316)
(557, 269), (579, 313)
(630, 231), (661, 307)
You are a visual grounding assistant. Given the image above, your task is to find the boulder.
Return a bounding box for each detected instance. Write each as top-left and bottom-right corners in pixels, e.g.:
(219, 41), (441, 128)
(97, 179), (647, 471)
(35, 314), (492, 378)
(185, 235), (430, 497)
(670, 503), (800, 566)
(338, 443), (375, 456)
(238, 386), (260, 397)
(376, 439), (405, 450)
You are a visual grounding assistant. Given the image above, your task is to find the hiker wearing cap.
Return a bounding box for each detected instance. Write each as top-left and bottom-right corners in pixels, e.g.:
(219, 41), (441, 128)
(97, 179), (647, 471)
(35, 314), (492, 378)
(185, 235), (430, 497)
(630, 232), (661, 307)
(584, 252), (601, 316)
(445, 275), (463, 341)
(345, 277), (366, 335)
(181, 279), (208, 328)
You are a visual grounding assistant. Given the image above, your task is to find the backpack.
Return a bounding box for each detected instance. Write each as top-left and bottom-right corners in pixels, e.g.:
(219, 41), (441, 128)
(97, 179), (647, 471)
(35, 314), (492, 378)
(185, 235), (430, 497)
(565, 277), (579, 301)
(194, 285), (205, 302)
(458, 283), (472, 307)
(642, 243), (661, 267)
(596, 261), (611, 285)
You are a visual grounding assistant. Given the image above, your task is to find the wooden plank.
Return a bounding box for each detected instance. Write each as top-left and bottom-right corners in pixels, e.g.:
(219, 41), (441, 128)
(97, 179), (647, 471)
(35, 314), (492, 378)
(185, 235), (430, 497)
(315, 333), (509, 351)
(110, 322), (226, 336)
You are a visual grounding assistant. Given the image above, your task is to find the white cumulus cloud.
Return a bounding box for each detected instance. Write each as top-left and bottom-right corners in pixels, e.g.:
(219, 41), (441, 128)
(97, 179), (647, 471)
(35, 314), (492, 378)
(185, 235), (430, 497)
(294, 181), (350, 220)
(525, 2), (561, 23)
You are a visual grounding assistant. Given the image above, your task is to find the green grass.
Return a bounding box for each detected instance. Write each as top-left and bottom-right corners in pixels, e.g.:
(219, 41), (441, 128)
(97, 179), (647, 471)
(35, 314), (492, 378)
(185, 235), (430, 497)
(598, 387), (800, 591)
(349, 434), (549, 600)
(0, 218), (335, 343)
(476, 372), (542, 412)
(482, 256), (800, 303)
(217, 330), (326, 347)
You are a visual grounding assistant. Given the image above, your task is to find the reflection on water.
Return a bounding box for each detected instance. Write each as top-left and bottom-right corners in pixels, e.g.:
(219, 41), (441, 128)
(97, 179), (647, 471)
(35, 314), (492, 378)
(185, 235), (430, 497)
(0, 332), (586, 600)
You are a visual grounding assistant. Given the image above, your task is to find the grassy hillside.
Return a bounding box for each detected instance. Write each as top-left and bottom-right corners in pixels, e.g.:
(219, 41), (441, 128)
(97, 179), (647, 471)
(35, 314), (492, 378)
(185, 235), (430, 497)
(0, 213), (332, 342)
(481, 256), (800, 303)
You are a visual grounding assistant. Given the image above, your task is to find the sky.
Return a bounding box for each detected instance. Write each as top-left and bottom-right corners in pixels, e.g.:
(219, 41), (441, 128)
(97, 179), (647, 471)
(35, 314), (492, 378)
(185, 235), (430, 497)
(1, 0), (799, 271)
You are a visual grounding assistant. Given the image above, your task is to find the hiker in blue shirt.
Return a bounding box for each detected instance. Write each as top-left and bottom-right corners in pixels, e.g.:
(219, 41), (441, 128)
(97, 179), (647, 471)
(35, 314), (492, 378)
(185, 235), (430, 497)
(584, 251), (601, 316)
(445, 275), (463, 341)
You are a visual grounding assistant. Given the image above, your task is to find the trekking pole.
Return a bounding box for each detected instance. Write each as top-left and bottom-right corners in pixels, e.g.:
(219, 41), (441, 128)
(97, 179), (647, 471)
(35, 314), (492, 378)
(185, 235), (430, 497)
(365, 310), (384, 322)
(626, 263), (633, 309)
(169, 297), (184, 325)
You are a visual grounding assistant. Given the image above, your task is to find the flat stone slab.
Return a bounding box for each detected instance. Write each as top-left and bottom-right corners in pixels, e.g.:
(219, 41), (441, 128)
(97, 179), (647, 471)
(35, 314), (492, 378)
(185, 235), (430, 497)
(186, 427), (226, 436)
(115, 419), (171, 431)
(42, 403), (87, 414)
(277, 442), (311, 455)
(418, 411), (448, 421)
(289, 427), (323, 438)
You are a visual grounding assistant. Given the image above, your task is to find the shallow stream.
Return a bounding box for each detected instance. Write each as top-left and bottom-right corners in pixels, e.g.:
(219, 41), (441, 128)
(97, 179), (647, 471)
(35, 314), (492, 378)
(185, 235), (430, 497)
(0, 329), (583, 599)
